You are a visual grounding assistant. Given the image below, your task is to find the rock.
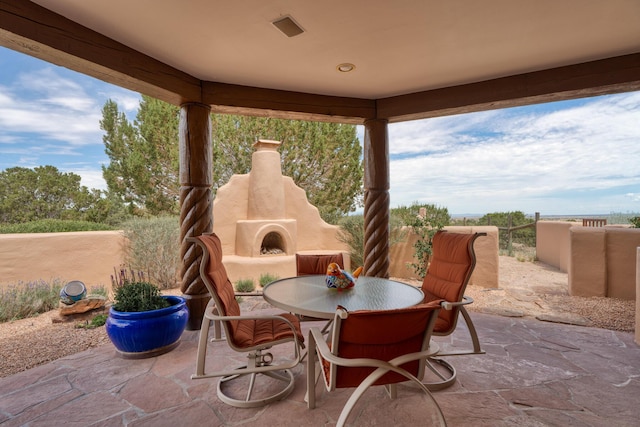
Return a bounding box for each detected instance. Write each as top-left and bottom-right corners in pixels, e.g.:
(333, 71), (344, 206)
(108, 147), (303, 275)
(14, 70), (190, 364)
(535, 313), (589, 326)
(59, 296), (107, 316)
(478, 306), (525, 317)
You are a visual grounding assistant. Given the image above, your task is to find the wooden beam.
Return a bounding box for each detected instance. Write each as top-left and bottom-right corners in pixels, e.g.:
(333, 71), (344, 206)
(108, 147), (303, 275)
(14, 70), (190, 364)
(203, 82), (375, 124)
(378, 53), (640, 122)
(0, 0), (201, 105)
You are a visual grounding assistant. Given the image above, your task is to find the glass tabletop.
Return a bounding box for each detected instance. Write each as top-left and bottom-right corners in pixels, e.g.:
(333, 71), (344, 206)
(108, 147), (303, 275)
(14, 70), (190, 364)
(263, 275), (424, 319)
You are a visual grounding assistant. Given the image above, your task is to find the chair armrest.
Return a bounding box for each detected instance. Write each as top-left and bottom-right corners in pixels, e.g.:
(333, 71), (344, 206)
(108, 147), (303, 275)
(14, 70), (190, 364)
(441, 295), (474, 311)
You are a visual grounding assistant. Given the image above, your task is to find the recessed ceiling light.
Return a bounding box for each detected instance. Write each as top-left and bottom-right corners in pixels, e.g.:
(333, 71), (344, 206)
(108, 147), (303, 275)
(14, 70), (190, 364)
(337, 63), (355, 73)
(272, 16), (304, 38)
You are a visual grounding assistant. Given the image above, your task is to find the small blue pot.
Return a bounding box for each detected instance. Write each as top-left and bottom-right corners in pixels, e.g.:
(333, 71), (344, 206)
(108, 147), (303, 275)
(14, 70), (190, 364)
(106, 296), (189, 358)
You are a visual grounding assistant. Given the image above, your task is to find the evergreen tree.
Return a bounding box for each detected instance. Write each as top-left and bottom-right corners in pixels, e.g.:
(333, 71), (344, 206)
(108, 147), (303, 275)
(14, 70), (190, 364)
(102, 98), (364, 221)
(0, 166), (98, 223)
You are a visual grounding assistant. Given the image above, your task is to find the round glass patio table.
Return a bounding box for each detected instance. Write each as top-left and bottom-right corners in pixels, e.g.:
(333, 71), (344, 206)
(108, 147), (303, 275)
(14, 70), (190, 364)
(262, 275), (424, 319)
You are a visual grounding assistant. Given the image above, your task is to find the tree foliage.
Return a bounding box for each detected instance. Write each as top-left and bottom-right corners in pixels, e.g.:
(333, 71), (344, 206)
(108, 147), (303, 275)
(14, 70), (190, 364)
(101, 97), (364, 221)
(338, 213), (407, 271)
(101, 96), (180, 216)
(0, 166), (100, 223)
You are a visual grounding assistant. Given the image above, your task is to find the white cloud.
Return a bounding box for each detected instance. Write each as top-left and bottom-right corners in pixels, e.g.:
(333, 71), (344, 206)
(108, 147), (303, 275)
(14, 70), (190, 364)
(385, 92), (640, 214)
(0, 70), (104, 147)
(73, 168), (108, 191)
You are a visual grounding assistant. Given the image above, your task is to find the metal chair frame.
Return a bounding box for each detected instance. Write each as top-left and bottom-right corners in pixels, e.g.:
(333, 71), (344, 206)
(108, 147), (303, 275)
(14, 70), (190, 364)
(422, 231), (486, 390)
(188, 234), (305, 408)
(307, 303), (447, 427)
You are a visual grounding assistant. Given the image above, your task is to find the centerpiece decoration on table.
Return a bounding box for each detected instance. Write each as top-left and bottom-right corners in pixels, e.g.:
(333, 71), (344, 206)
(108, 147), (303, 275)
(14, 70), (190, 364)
(325, 263), (363, 291)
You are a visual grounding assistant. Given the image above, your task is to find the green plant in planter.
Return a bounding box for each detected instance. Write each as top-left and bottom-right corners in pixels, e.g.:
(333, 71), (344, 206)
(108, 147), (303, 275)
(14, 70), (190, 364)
(112, 281), (171, 312)
(107, 267), (188, 357)
(110, 267), (170, 312)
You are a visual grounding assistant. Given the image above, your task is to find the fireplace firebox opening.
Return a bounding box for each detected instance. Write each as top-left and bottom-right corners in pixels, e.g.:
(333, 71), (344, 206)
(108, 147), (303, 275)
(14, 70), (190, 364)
(261, 232), (286, 255)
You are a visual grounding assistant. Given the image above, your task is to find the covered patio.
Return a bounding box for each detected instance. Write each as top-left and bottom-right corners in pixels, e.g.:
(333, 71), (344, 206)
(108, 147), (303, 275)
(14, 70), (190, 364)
(1, 310), (638, 426)
(1, 2), (640, 425)
(2, 0), (639, 327)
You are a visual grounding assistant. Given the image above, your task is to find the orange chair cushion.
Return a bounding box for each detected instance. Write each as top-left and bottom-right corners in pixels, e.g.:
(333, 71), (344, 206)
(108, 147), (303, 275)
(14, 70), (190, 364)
(322, 302), (440, 388)
(422, 232), (477, 334)
(234, 313), (304, 348)
(198, 234), (304, 348)
(296, 253), (344, 276)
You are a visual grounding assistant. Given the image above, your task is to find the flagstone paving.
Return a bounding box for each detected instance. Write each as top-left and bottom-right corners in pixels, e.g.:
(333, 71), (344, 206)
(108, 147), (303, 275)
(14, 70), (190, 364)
(1, 308), (638, 426)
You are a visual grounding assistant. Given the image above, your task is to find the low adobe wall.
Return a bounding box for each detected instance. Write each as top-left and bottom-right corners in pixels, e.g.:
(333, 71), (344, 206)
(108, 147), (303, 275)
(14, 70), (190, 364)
(536, 221), (573, 272)
(0, 226), (499, 291)
(0, 231), (124, 290)
(536, 221), (639, 300)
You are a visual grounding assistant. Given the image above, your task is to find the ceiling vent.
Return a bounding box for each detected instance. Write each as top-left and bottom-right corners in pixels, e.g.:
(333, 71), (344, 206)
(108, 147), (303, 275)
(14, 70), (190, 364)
(272, 16), (304, 38)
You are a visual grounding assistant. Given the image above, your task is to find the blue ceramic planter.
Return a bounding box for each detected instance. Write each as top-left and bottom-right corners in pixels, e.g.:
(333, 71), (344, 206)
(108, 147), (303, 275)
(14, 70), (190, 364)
(106, 296), (189, 358)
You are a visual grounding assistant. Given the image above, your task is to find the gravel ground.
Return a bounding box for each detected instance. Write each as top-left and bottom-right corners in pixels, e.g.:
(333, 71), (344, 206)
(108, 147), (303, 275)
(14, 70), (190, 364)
(0, 256), (635, 378)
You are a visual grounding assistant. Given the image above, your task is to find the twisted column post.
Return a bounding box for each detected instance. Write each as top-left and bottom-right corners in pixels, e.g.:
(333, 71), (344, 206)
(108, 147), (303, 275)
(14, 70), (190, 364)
(363, 118), (390, 278)
(179, 102), (212, 330)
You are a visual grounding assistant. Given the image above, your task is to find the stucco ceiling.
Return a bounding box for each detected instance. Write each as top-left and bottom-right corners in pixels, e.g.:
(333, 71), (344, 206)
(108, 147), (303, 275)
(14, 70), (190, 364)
(29, 0), (640, 99)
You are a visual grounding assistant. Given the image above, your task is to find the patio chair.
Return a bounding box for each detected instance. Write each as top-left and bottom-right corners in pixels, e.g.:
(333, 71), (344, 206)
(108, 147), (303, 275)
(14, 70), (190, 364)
(188, 233), (305, 408)
(296, 252), (344, 276)
(295, 252), (345, 324)
(421, 230), (486, 390)
(307, 302), (447, 427)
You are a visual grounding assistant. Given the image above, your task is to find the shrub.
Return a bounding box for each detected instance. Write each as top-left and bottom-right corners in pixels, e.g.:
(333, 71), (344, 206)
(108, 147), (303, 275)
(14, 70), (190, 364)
(394, 203), (450, 278)
(121, 216), (180, 289)
(76, 313), (108, 329)
(0, 219), (113, 234)
(629, 216), (640, 228)
(112, 281), (170, 312)
(0, 279), (64, 322)
(338, 213), (407, 271)
(235, 279), (255, 293)
(259, 273), (279, 287)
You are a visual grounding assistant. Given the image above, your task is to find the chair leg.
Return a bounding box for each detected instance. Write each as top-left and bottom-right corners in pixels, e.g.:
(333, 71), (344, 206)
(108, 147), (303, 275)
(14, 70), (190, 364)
(217, 369), (295, 408)
(216, 348), (297, 408)
(384, 383), (397, 399)
(423, 357), (457, 391)
(306, 334), (318, 408)
(421, 307), (484, 390)
(337, 366), (446, 427)
(460, 307), (483, 353)
(193, 317), (211, 377)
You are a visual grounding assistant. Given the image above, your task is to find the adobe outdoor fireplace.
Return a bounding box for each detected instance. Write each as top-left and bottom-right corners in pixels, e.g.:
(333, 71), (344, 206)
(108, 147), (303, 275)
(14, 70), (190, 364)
(212, 140), (348, 282)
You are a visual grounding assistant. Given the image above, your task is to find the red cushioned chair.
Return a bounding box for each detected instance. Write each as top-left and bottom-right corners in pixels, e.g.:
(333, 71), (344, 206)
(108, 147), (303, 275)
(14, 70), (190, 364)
(296, 253), (345, 276)
(295, 252), (345, 325)
(421, 230), (486, 390)
(188, 233), (305, 408)
(307, 301), (447, 426)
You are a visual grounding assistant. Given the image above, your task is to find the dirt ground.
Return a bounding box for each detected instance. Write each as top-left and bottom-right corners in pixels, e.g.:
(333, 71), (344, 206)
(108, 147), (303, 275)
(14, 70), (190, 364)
(0, 256), (635, 378)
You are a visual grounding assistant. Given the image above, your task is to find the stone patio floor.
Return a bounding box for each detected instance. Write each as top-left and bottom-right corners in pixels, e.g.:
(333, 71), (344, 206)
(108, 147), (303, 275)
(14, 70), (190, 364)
(1, 308), (639, 426)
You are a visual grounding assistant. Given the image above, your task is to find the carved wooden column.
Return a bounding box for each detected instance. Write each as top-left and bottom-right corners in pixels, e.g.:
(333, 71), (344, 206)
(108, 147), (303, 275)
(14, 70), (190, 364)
(363, 118), (390, 278)
(179, 102), (212, 330)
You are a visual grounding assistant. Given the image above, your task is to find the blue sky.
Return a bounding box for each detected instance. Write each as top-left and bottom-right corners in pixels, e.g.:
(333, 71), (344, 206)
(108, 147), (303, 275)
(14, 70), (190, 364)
(1, 47), (639, 216)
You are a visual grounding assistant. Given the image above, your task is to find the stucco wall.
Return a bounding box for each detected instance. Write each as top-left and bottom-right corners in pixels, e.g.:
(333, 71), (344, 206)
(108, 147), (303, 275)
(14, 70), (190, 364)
(606, 228), (640, 300)
(0, 231), (124, 290)
(0, 226), (498, 291)
(538, 221), (640, 300)
(536, 221), (574, 272)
